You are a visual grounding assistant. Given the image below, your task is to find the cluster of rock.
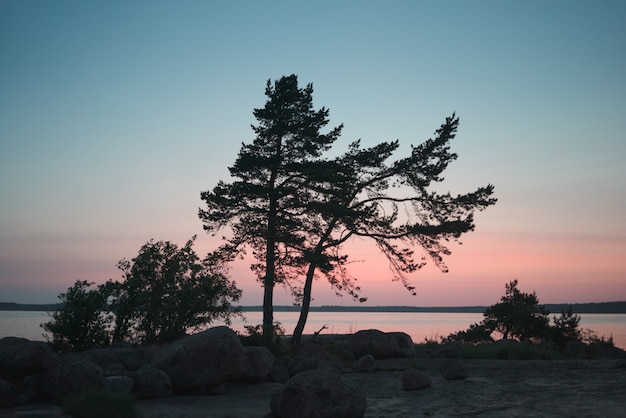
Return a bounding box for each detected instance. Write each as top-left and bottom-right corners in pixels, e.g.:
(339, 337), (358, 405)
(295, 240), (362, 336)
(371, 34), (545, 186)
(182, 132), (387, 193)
(0, 326), (261, 407)
(0, 327), (469, 418)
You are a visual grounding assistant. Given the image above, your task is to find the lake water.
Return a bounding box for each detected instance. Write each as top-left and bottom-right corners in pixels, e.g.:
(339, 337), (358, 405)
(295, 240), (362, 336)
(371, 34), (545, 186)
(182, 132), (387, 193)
(1, 310), (624, 350)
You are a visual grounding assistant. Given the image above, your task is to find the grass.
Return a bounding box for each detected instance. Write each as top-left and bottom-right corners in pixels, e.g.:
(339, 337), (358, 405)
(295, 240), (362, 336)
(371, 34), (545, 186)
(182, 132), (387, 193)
(61, 388), (136, 418)
(457, 341), (562, 360)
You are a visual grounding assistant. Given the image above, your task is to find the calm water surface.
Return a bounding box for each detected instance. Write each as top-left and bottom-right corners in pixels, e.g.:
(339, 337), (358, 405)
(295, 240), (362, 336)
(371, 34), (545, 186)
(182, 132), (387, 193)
(1, 310), (624, 350)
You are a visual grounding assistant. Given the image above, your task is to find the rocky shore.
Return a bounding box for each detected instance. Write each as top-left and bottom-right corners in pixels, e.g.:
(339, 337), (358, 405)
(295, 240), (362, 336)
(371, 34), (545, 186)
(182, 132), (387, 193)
(1, 327), (625, 417)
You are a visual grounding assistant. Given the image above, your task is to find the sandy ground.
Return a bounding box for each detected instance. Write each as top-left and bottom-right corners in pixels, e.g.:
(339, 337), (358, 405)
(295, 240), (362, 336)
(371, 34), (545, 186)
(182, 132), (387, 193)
(133, 358), (626, 418)
(2, 359), (624, 417)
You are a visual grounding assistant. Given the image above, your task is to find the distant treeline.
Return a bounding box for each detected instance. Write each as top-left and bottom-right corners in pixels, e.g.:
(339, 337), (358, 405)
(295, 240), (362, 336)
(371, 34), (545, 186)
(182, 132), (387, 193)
(0, 302), (62, 312)
(238, 302), (626, 314)
(2, 301), (625, 314)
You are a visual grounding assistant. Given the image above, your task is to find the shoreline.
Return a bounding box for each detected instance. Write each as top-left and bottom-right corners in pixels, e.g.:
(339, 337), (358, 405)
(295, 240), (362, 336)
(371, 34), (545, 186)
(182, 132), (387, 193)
(2, 301), (626, 313)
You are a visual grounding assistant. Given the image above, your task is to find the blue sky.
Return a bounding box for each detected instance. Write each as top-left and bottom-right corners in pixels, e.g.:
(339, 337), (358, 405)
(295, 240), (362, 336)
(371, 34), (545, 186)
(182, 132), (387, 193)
(1, 1), (625, 306)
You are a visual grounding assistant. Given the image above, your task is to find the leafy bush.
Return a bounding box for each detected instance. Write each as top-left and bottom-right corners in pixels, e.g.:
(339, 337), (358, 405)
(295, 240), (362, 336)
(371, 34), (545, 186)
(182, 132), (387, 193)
(550, 305), (582, 350)
(42, 280), (112, 353)
(483, 280), (550, 342)
(238, 322), (288, 355)
(43, 237), (242, 351)
(442, 322), (495, 345)
(61, 388), (136, 418)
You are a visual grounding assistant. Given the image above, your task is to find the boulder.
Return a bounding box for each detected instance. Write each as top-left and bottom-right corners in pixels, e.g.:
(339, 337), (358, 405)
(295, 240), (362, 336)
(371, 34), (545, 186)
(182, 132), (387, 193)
(103, 375), (134, 394)
(81, 346), (148, 372)
(37, 357), (104, 399)
(268, 360), (291, 384)
(271, 369), (366, 418)
(0, 337), (54, 379)
(241, 346), (274, 382)
(151, 326), (244, 392)
(439, 358), (468, 380)
(350, 329), (402, 359)
(0, 378), (18, 408)
(356, 354), (376, 372)
(103, 362), (127, 377)
(130, 365), (172, 399)
(296, 342), (331, 361)
(287, 355), (319, 376)
(400, 368), (432, 391)
(271, 385), (316, 418)
(388, 332), (416, 358)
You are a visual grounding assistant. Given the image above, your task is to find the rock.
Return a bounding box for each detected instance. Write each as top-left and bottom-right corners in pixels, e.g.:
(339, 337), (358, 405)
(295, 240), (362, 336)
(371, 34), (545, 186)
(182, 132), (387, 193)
(287, 355), (318, 376)
(130, 365), (172, 399)
(388, 332), (416, 358)
(242, 346), (274, 382)
(151, 326), (245, 393)
(103, 362), (127, 377)
(37, 357), (104, 400)
(268, 360), (291, 384)
(81, 346), (148, 372)
(439, 358), (468, 380)
(400, 368), (432, 390)
(103, 375), (134, 394)
(0, 378), (18, 408)
(296, 342), (331, 361)
(356, 354), (376, 372)
(350, 329), (402, 359)
(339, 348), (356, 364)
(271, 369), (366, 418)
(271, 385), (317, 418)
(0, 337), (54, 379)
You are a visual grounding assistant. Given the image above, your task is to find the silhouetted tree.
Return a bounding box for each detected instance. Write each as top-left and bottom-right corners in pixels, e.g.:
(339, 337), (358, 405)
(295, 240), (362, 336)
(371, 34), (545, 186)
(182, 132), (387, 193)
(43, 238), (242, 349)
(199, 75), (342, 344)
(42, 280), (111, 353)
(200, 75), (496, 346)
(110, 237), (242, 344)
(483, 279), (550, 341)
(290, 114), (496, 345)
(551, 305), (581, 350)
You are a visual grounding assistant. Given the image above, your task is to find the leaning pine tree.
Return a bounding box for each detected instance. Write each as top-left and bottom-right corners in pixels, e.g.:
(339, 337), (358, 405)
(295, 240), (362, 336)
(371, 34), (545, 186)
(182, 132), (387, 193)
(200, 75), (496, 346)
(288, 114), (497, 345)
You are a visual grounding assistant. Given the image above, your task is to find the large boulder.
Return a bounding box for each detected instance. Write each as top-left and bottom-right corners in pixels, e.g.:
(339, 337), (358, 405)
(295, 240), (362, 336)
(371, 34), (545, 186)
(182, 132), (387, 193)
(37, 357), (104, 399)
(0, 378), (18, 408)
(103, 375), (134, 394)
(356, 354), (376, 372)
(387, 332), (416, 358)
(271, 369), (366, 418)
(350, 329), (403, 359)
(241, 346), (274, 382)
(81, 345), (148, 372)
(0, 337), (55, 379)
(130, 365), (172, 399)
(151, 326), (245, 392)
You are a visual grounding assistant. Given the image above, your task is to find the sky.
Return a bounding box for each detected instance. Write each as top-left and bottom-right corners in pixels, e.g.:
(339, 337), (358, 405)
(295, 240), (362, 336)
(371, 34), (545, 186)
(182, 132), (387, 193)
(1, 1), (625, 307)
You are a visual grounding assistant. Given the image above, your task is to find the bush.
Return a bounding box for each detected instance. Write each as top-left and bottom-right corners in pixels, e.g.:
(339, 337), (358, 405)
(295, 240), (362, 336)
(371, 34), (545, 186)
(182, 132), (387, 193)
(43, 237), (242, 351)
(42, 280), (112, 353)
(238, 322), (288, 355)
(549, 305), (582, 351)
(61, 388), (136, 418)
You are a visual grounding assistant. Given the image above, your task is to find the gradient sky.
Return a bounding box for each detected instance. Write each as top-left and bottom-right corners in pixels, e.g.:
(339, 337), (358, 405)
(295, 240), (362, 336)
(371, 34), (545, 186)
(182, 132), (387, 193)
(1, 1), (625, 307)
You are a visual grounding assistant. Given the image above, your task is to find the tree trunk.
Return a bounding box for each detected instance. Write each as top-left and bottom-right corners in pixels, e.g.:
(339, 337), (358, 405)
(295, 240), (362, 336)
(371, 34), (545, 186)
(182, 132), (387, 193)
(263, 185), (278, 347)
(292, 262), (317, 347)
